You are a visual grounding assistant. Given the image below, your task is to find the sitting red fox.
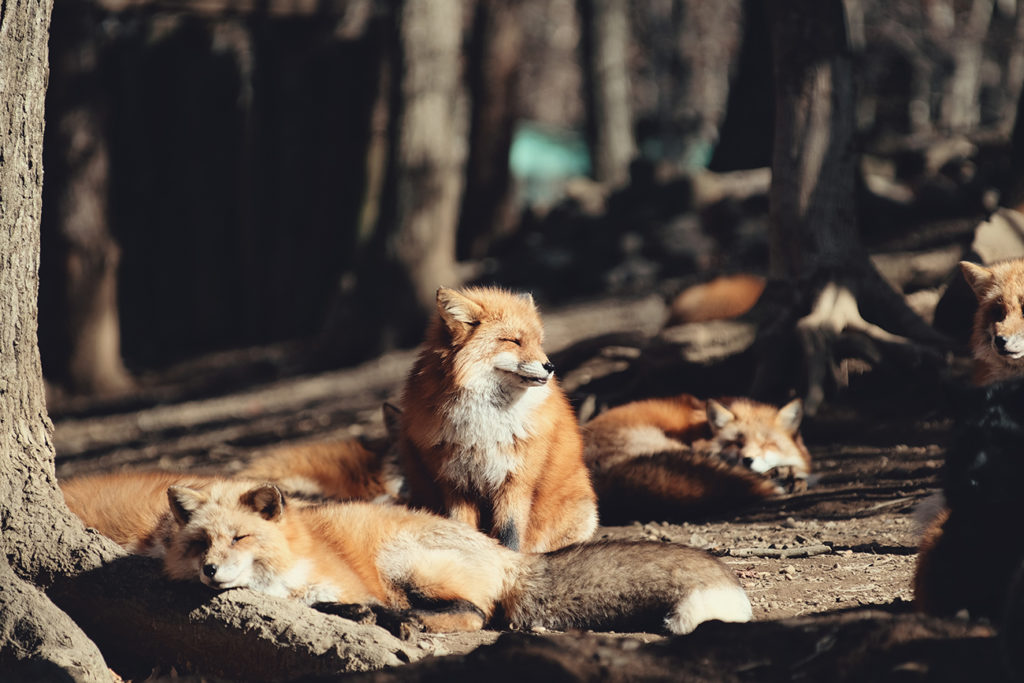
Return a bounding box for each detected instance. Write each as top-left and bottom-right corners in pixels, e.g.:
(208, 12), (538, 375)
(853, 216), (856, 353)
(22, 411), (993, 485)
(64, 473), (753, 635)
(398, 286), (597, 553)
(960, 259), (1024, 385)
(583, 394), (810, 522)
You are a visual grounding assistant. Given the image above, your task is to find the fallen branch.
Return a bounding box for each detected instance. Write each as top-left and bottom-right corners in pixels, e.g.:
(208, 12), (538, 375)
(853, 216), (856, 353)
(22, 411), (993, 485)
(727, 544), (834, 559)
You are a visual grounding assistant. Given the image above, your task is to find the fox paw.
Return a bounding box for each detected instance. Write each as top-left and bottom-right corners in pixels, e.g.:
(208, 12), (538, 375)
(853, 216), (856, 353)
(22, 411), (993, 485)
(313, 602), (423, 641)
(312, 602), (378, 625)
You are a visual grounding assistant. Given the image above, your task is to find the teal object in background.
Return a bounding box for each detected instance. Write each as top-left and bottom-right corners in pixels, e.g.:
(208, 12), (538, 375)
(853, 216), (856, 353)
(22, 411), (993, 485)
(509, 122), (591, 206)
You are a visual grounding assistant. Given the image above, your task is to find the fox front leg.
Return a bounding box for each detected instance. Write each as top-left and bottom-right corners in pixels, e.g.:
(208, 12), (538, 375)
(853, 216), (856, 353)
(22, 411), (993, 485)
(444, 491), (482, 532)
(491, 485), (530, 552)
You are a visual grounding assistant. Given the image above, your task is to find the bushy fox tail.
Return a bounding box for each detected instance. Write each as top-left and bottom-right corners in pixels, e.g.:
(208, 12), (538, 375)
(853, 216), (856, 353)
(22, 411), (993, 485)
(504, 540), (752, 635)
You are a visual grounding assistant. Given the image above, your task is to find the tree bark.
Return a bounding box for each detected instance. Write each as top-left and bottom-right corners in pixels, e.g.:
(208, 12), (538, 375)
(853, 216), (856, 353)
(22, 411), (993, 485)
(579, 0), (636, 187)
(388, 0), (467, 320)
(458, 0), (523, 260)
(39, 1), (133, 397)
(934, 0), (995, 132)
(758, 0), (948, 412)
(672, 0), (744, 169)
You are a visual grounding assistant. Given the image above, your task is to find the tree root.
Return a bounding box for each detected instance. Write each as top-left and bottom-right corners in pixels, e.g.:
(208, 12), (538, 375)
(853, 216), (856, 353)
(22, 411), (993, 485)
(752, 267), (951, 414)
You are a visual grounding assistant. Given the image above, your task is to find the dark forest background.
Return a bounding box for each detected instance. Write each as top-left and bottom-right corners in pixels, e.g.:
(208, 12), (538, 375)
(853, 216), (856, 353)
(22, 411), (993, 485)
(38, 0), (1024, 405)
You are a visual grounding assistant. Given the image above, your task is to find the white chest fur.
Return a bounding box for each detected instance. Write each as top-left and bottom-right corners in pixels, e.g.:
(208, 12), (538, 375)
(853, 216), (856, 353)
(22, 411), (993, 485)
(437, 378), (551, 493)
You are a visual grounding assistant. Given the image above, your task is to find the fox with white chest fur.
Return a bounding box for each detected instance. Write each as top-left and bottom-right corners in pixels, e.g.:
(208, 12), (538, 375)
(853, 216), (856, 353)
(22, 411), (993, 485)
(398, 286), (598, 553)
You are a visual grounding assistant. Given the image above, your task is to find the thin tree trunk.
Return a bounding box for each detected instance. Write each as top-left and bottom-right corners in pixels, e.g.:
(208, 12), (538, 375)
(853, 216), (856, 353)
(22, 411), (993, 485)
(458, 0), (522, 260)
(946, 0), (995, 131)
(389, 0), (467, 318)
(579, 0), (636, 186)
(40, 2), (133, 396)
(767, 0), (860, 280)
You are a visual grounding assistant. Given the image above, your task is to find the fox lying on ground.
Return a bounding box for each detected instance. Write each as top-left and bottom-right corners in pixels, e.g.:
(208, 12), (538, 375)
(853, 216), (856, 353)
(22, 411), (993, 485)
(237, 404), (405, 504)
(61, 470), (217, 556)
(960, 259), (1024, 385)
(583, 394), (810, 522)
(667, 274), (766, 325)
(398, 286), (597, 553)
(160, 479), (752, 635)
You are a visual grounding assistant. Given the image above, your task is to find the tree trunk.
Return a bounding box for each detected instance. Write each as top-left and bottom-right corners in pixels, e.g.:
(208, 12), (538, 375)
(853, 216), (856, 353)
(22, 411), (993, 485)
(389, 0), (467, 319)
(757, 0), (948, 412)
(672, 0), (744, 169)
(458, 0), (523, 260)
(39, 1), (133, 397)
(935, 0), (995, 132)
(329, 0), (469, 357)
(579, 0), (636, 187)
(0, 3), (421, 679)
(0, 2), (112, 678)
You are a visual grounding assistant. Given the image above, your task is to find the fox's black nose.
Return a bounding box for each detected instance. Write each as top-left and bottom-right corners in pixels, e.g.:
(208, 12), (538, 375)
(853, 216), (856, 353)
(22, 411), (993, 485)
(203, 563), (218, 579)
(996, 335), (1009, 353)
(542, 361), (555, 374)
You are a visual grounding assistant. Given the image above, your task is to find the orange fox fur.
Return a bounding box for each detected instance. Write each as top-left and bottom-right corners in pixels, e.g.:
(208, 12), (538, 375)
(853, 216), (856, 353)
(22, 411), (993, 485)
(398, 286), (597, 553)
(238, 405), (404, 503)
(61, 470), (219, 556)
(65, 472), (753, 635)
(961, 259), (1024, 385)
(165, 480), (750, 634)
(667, 274), (766, 325)
(583, 394), (810, 521)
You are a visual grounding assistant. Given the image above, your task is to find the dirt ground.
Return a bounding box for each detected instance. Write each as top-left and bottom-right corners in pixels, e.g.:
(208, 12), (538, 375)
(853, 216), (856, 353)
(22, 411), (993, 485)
(50, 293), (980, 679)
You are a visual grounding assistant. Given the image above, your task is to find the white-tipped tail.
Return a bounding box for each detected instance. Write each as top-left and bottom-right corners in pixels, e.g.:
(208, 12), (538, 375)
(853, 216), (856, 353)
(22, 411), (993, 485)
(664, 584), (753, 635)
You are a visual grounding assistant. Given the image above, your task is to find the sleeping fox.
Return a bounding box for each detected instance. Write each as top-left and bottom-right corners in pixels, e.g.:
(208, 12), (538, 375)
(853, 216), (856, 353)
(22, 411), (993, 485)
(583, 394), (810, 522)
(237, 404), (405, 504)
(65, 472), (753, 636)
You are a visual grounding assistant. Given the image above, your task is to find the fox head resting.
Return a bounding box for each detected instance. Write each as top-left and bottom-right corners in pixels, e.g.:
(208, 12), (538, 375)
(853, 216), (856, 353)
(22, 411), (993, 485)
(962, 259), (1024, 383)
(703, 397), (811, 479)
(163, 481), (293, 595)
(430, 286), (554, 396)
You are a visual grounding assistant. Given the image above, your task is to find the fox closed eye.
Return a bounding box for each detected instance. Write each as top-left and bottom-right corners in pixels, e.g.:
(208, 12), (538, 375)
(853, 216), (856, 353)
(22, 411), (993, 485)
(231, 534), (249, 545)
(500, 338), (522, 346)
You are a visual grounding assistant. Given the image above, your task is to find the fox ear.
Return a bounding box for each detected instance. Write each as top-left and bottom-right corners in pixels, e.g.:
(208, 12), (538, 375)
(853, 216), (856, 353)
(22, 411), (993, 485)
(776, 398), (803, 434)
(960, 261), (995, 300)
(167, 486), (206, 526)
(437, 288), (484, 331)
(705, 399), (735, 432)
(240, 484), (284, 521)
(382, 402), (403, 440)
(519, 291), (535, 308)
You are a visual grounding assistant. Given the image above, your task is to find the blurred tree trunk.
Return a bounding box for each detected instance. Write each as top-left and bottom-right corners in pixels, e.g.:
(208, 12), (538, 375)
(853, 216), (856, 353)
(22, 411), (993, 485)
(330, 0), (469, 357)
(671, 0), (744, 169)
(579, 0), (636, 186)
(755, 0), (947, 412)
(929, 0), (994, 131)
(458, 0), (523, 260)
(388, 0), (467, 321)
(1000, 60), (1024, 211)
(40, 2), (133, 397)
